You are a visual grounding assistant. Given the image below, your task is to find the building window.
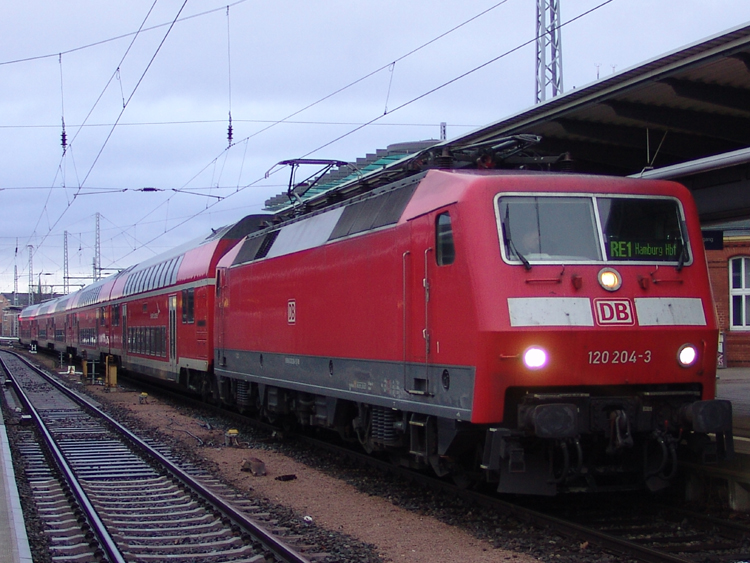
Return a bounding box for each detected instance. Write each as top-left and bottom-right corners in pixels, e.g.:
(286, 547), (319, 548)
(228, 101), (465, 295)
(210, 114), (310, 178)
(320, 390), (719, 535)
(730, 257), (750, 329)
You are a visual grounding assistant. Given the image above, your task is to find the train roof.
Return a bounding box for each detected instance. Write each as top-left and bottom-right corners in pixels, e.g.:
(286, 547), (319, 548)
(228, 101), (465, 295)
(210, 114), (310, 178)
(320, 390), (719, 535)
(18, 303), (42, 320)
(19, 214), (269, 319)
(107, 214), (268, 300)
(224, 169), (691, 272)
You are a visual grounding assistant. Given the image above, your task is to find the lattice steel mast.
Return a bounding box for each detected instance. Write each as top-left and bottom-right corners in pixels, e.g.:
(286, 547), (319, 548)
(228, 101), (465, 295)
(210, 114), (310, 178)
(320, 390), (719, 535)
(94, 213), (101, 281)
(13, 238), (18, 306)
(536, 0), (564, 103)
(28, 245), (33, 305)
(64, 231), (70, 294)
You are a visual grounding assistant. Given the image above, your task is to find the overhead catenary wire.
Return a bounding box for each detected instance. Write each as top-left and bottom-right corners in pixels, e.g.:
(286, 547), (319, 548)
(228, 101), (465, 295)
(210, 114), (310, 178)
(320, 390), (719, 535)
(0, 0), (253, 67)
(5, 0), (617, 288)
(0, 118), (474, 130)
(230, 0), (516, 145)
(298, 0), (615, 159)
(1, 0), (489, 246)
(109, 0), (617, 269)
(384, 62), (396, 115)
(25, 0), (186, 270)
(59, 54), (67, 155)
(226, 5), (234, 147)
(129, 0), (525, 246)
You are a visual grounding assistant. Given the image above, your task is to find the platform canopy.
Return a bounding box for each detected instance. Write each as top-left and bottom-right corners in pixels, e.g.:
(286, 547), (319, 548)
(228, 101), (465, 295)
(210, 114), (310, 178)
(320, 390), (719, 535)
(267, 23), (750, 223)
(458, 22), (750, 222)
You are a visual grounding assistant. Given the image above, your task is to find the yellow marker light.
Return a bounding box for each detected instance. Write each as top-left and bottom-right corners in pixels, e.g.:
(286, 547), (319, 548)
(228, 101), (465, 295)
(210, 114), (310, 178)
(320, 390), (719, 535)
(598, 267), (622, 291)
(523, 347), (548, 369)
(677, 344), (698, 367)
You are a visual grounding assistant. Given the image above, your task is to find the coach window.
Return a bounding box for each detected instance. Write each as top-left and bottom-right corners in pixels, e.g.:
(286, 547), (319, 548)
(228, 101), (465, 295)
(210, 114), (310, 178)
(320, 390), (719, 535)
(112, 304), (120, 327)
(146, 266), (157, 291)
(731, 257), (750, 329)
(436, 212), (455, 266)
(154, 262), (166, 289)
(182, 288), (194, 323)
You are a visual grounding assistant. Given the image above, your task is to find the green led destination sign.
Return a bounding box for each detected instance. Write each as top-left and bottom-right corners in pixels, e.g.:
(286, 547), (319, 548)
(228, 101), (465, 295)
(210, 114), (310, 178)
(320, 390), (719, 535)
(607, 240), (681, 261)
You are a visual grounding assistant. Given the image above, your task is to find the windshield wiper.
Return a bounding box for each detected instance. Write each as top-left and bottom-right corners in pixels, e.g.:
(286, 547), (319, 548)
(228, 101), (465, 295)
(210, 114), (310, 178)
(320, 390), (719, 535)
(503, 206), (531, 270)
(677, 244), (688, 271)
(676, 218), (689, 272)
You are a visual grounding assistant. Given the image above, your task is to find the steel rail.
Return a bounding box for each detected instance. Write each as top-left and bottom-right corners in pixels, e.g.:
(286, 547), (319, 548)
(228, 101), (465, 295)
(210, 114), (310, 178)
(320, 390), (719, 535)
(0, 353), (127, 563)
(299, 436), (696, 563)
(6, 351), (312, 563)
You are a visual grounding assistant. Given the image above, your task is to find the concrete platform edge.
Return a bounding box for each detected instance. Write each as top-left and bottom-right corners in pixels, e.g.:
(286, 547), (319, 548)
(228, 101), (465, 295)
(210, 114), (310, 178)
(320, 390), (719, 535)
(0, 422), (32, 563)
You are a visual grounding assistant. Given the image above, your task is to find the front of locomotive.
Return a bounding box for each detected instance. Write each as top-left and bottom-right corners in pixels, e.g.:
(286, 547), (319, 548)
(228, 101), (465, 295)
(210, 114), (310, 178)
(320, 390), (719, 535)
(472, 173), (731, 495)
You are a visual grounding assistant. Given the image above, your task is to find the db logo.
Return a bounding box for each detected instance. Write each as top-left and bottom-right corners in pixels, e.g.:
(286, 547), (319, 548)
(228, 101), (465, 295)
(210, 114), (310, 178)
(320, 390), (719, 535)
(594, 299), (635, 325)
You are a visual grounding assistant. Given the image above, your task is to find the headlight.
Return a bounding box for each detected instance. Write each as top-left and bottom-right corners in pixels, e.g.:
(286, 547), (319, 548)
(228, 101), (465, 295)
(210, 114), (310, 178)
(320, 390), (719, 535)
(523, 347), (547, 369)
(598, 267), (622, 291)
(677, 344), (698, 367)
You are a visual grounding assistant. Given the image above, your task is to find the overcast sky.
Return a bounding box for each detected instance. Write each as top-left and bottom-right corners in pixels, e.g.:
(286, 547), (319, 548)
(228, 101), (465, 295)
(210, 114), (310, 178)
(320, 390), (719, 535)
(1, 0), (749, 295)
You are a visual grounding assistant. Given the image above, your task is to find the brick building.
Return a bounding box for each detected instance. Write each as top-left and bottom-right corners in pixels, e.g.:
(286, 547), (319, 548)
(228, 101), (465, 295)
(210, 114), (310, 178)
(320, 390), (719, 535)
(706, 223), (750, 367)
(0, 293), (30, 338)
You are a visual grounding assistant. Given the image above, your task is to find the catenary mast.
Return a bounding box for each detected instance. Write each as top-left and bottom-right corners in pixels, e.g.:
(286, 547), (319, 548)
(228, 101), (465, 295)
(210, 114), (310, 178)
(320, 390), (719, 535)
(536, 0), (564, 103)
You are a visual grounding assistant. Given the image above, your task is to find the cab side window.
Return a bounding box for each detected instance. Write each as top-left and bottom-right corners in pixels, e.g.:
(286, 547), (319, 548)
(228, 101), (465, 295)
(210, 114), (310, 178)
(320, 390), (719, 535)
(436, 212), (455, 266)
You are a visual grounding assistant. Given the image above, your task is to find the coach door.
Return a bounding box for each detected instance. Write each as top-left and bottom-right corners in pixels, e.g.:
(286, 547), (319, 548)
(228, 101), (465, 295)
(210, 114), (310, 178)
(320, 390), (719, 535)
(405, 214), (432, 394)
(121, 305), (127, 356)
(169, 295), (177, 369)
(216, 268), (227, 355)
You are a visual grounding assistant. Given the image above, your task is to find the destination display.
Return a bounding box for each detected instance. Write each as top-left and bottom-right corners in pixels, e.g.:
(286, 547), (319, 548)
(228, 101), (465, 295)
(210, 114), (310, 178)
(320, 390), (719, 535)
(598, 197), (687, 264)
(606, 239), (682, 261)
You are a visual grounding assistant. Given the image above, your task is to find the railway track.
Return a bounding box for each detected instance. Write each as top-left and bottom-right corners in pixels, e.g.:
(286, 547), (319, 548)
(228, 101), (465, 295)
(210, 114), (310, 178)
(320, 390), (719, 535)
(301, 441), (750, 563)
(11, 351), (750, 562)
(113, 369), (750, 563)
(0, 350), (316, 563)
(510, 494), (750, 563)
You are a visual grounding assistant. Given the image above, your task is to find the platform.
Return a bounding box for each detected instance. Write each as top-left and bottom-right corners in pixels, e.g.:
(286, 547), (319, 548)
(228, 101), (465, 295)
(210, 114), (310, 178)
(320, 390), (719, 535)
(716, 367), (750, 454)
(0, 405), (32, 563)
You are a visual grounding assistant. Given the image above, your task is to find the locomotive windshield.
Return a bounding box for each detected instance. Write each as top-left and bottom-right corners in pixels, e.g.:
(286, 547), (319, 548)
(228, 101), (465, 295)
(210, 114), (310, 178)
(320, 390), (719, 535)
(498, 195), (689, 265)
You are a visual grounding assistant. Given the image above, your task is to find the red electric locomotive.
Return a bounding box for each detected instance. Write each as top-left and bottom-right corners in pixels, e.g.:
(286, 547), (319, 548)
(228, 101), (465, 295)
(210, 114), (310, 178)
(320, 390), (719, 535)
(213, 168), (732, 495)
(18, 139), (733, 495)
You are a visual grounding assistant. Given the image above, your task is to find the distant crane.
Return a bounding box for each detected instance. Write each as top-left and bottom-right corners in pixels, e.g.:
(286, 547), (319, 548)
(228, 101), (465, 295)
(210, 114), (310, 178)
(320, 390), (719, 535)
(536, 0), (564, 103)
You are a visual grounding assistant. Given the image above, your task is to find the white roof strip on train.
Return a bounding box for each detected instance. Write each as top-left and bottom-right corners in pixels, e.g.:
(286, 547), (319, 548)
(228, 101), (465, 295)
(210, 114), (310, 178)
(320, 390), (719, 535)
(634, 298), (706, 326)
(508, 298), (594, 327)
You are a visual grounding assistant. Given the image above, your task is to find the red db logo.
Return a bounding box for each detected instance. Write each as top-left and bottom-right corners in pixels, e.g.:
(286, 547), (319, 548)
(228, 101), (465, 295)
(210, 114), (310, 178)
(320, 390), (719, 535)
(594, 299), (634, 325)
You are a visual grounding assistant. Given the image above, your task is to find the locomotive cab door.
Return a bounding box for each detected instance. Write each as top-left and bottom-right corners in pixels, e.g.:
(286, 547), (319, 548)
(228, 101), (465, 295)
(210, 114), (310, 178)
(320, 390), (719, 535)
(216, 267), (227, 360)
(121, 305), (127, 356)
(406, 214), (433, 394)
(405, 208), (460, 396)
